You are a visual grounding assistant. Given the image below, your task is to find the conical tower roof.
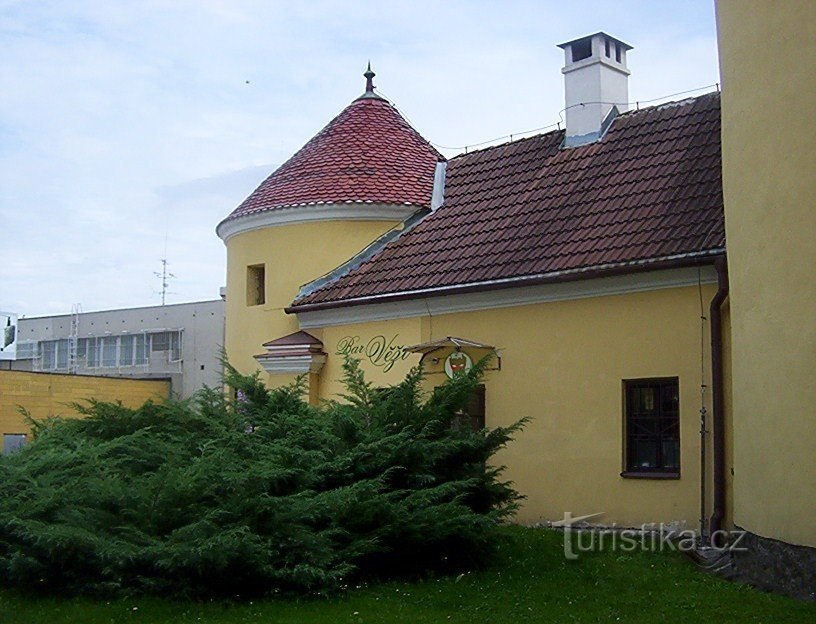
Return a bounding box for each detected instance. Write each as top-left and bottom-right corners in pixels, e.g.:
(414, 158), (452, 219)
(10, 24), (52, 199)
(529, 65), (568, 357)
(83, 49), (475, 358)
(218, 67), (443, 232)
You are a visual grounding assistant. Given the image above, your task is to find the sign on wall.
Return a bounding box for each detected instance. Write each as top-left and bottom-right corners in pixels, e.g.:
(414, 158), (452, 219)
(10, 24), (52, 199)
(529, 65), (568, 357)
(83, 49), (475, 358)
(0, 312), (18, 361)
(444, 351), (473, 378)
(335, 334), (411, 373)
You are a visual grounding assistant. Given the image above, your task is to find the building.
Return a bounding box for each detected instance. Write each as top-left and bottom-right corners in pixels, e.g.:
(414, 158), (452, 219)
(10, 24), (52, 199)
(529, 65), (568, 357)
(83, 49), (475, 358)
(219, 34), (726, 532)
(11, 299), (225, 399)
(715, 0), (816, 596)
(218, 17), (814, 596)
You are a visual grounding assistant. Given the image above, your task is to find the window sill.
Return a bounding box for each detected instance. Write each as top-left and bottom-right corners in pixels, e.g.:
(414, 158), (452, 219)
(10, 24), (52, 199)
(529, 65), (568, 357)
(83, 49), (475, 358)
(620, 471), (680, 480)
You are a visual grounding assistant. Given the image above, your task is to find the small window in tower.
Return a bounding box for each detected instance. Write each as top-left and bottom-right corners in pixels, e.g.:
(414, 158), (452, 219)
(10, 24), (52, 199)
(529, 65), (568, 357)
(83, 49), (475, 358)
(615, 42), (622, 63)
(605, 38), (611, 57)
(247, 264), (266, 306)
(571, 39), (592, 62)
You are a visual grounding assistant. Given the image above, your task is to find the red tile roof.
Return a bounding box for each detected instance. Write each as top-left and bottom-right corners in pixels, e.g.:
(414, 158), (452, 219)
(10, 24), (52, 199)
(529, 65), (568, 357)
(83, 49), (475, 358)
(220, 95), (443, 225)
(291, 93), (725, 310)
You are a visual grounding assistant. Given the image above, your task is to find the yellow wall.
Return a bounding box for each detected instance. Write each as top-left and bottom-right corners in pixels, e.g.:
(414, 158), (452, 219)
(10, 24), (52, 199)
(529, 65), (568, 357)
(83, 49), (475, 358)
(224, 220), (399, 384)
(318, 318), (422, 396)
(316, 284), (716, 528)
(716, 0), (816, 547)
(0, 370), (170, 438)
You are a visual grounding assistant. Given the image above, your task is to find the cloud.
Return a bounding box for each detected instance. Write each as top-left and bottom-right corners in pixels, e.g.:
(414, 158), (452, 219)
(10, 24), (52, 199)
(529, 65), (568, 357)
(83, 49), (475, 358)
(0, 0), (720, 316)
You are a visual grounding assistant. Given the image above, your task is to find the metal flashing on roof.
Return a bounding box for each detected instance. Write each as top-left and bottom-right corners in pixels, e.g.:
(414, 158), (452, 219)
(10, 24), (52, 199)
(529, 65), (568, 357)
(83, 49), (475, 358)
(294, 208), (430, 300)
(563, 104), (620, 148)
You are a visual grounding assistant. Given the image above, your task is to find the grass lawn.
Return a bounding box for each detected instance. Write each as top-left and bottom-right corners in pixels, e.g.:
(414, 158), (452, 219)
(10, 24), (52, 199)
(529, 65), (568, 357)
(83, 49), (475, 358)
(1, 527), (812, 624)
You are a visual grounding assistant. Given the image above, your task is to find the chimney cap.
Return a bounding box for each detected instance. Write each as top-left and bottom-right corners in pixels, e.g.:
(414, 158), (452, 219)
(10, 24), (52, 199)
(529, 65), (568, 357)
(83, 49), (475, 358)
(557, 32), (633, 52)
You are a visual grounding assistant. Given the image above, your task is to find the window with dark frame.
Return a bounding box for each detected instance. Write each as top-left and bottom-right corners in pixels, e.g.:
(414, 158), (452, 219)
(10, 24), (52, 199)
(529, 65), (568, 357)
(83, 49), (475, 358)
(623, 378), (680, 476)
(452, 384), (486, 433)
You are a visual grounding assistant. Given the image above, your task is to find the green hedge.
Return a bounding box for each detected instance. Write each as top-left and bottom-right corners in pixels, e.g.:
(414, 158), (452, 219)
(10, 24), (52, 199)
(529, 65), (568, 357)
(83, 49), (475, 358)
(0, 358), (525, 598)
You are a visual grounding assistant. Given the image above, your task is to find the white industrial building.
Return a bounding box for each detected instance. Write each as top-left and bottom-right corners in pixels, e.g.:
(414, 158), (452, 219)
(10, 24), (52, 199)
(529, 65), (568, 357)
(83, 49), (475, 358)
(10, 299), (224, 398)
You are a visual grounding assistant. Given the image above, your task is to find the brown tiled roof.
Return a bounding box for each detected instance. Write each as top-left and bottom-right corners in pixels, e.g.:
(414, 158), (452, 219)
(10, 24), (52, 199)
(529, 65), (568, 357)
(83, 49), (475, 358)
(291, 93), (724, 310)
(219, 96), (443, 225)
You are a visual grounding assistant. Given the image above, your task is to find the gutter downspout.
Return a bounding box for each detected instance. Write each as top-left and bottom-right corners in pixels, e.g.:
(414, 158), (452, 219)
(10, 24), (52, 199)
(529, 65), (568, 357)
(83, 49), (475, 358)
(709, 255), (729, 544)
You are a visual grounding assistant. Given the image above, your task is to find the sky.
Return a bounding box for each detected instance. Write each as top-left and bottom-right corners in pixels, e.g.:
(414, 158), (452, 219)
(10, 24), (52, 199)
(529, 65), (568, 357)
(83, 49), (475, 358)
(0, 0), (720, 316)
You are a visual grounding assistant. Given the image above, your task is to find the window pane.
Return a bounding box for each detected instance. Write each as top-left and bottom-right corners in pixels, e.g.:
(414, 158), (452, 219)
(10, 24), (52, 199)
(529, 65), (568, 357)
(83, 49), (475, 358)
(101, 337), (117, 367)
(3, 434), (26, 455)
(135, 334), (148, 365)
(625, 379), (680, 473)
(631, 438), (658, 469)
(661, 384), (680, 413)
(76, 338), (87, 358)
(151, 332), (169, 352)
(87, 338), (97, 367)
(56, 339), (69, 369)
(169, 331), (182, 362)
(629, 416), (659, 436)
(41, 341), (55, 369)
(634, 386), (657, 412)
(119, 335), (134, 366)
(17, 342), (36, 359)
(662, 439), (680, 469)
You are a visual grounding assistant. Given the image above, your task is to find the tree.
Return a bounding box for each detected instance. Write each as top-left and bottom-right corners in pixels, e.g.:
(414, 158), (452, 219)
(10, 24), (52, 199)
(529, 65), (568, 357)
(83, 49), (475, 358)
(0, 357), (525, 597)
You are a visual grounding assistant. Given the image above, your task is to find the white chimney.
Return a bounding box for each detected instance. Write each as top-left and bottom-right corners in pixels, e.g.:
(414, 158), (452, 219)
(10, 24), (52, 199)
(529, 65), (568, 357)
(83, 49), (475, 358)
(557, 32), (632, 147)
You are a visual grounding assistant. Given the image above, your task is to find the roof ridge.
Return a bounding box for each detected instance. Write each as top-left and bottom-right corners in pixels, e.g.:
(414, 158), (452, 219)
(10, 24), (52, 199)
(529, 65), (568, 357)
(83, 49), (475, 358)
(449, 127), (565, 161)
(447, 91), (720, 163)
(617, 90), (720, 118)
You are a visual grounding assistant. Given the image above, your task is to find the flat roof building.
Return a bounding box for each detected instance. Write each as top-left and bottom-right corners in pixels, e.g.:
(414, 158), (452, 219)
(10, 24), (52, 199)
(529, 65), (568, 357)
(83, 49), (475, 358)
(10, 299), (224, 398)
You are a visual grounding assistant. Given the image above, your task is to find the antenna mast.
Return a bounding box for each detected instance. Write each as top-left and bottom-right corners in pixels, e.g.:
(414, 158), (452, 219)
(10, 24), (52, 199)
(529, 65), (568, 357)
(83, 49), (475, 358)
(154, 258), (176, 306)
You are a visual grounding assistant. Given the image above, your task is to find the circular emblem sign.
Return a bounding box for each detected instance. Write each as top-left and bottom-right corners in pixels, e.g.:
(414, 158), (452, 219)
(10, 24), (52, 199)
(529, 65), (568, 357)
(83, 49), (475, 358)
(444, 351), (473, 378)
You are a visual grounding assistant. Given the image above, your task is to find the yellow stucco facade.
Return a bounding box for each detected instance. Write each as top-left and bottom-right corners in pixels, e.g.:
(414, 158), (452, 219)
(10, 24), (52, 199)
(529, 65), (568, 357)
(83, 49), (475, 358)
(716, 0), (816, 548)
(223, 220), (401, 379)
(224, 215), (723, 528)
(313, 284), (719, 527)
(0, 370), (170, 443)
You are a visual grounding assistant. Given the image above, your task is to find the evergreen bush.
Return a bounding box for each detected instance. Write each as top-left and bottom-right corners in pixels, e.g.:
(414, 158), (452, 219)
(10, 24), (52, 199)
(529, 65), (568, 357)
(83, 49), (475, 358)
(0, 358), (525, 597)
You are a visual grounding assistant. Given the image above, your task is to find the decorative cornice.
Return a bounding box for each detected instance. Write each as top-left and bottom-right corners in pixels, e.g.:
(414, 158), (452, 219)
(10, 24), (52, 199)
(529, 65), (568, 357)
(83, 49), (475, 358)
(293, 264), (719, 329)
(216, 202), (421, 243)
(254, 353), (327, 375)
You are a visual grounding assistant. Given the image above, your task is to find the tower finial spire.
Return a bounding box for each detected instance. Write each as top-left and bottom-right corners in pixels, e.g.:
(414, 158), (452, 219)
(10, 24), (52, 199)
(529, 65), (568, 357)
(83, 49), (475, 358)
(364, 61), (375, 93)
(356, 61), (383, 100)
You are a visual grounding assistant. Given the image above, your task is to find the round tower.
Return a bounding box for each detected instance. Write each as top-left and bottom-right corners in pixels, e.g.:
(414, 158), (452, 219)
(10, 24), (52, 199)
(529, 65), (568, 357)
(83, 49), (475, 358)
(217, 66), (443, 392)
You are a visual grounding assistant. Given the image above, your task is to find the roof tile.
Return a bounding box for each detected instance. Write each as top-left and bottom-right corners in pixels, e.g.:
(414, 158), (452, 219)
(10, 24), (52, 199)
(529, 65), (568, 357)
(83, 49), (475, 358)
(293, 93), (725, 308)
(220, 96), (442, 225)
